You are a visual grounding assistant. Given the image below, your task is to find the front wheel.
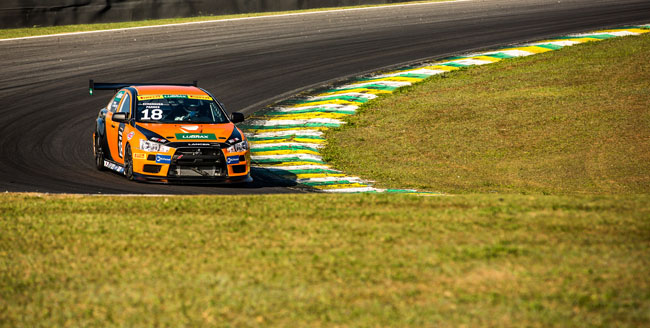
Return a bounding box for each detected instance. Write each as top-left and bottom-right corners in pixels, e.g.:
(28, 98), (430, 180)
(124, 144), (134, 180)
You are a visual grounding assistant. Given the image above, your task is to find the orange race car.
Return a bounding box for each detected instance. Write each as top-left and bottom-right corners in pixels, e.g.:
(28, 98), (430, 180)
(90, 80), (252, 184)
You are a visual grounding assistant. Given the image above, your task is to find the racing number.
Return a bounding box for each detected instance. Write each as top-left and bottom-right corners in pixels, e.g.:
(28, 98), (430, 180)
(142, 108), (163, 120)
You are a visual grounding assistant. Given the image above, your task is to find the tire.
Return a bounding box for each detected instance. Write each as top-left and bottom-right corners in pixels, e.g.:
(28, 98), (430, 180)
(124, 144), (134, 180)
(94, 135), (105, 171)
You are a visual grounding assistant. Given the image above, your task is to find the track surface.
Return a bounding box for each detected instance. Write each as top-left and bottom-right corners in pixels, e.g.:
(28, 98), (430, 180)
(1, 0), (649, 194)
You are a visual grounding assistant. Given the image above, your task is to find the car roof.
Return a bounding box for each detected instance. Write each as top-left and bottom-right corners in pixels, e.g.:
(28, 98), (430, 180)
(133, 85), (208, 96)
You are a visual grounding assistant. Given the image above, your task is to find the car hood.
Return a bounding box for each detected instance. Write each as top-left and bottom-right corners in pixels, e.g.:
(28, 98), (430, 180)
(135, 122), (237, 143)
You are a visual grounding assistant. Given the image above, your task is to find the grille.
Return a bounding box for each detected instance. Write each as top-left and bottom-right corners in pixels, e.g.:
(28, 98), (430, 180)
(232, 164), (247, 174)
(168, 147), (227, 177)
(143, 164), (161, 173)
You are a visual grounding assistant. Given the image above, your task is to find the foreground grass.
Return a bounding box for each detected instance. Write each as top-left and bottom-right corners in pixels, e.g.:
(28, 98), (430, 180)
(324, 34), (650, 195)
(0, 0), (447, 40)
(1, 193), (649, 327)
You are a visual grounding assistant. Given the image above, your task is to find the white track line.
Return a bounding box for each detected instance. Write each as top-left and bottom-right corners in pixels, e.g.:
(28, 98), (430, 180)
(1, 0), (473, 42)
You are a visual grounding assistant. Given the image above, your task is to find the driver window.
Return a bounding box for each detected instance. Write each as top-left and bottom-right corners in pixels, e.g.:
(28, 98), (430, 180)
(118, 93), (131, 116)
(210, 102), (224, 121)
(108, 91), (125, 113)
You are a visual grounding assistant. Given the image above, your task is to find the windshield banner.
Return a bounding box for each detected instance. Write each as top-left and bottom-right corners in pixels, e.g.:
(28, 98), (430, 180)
(137, 95), (213, 101)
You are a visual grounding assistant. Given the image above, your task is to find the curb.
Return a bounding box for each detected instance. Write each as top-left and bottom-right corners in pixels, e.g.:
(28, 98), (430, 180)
(241, 24), (650, 194)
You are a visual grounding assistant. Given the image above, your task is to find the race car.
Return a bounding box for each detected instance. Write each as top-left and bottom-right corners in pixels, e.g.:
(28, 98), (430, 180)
(90, 80), (252, 184)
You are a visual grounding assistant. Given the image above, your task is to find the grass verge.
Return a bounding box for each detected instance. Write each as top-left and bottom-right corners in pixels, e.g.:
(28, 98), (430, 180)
(0, 1), (448, 40)
(1, 193), (649, 327)
(323, 33), (650, 195)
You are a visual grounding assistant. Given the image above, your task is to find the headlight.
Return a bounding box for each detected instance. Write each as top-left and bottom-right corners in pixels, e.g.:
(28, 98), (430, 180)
(139, 139), (171, 153)
(227, 140), (248, 153)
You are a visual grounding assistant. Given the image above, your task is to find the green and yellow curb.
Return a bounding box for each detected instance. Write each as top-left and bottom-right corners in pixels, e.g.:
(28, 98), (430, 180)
(241, 25), (650, 193)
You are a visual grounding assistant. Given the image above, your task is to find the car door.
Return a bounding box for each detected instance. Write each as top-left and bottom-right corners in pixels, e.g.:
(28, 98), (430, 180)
(105, 90), (126, 163)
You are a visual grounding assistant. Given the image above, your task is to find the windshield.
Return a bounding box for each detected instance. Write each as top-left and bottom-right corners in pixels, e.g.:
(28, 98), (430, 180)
(136, 95), (229, 124)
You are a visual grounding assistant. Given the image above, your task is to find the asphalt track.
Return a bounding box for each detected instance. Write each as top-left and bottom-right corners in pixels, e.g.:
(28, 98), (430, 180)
(1, 0), (649, 194)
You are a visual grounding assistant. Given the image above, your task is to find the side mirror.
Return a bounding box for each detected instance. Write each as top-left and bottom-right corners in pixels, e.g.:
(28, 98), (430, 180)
(112, 112), (128, 123)
(230, 112), (245, 123)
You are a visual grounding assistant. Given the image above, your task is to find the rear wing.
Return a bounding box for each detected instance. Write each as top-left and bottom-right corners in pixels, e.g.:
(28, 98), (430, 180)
(88, 79), (198, 95)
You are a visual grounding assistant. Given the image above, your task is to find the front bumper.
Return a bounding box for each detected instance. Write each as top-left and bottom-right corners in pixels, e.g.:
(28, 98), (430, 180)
(131, 172), (253, 184)
(131, 145), (251, 184)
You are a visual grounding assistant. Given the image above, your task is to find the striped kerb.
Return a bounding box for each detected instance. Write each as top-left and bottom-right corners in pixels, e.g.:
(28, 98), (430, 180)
(242, 25), (650, 193)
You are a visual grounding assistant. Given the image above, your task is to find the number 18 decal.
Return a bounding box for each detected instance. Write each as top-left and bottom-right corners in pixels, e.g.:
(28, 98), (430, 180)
(142, 108), (163, 120)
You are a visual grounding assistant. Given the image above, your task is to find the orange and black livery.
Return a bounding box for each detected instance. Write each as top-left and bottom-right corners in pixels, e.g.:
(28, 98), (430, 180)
(90, 80), (252, 184)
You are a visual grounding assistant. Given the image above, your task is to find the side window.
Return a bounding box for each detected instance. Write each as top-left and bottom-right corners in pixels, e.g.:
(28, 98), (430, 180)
(108, 91), (125, 113)
(118, 93), (131, 115)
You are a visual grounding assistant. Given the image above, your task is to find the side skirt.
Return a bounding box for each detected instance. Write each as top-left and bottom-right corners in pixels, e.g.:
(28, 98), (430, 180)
(103, 159), (125, 174)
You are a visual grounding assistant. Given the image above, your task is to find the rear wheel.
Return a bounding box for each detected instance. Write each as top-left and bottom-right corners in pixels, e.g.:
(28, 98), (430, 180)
(94, 135), (105, 171)
(124, 144), (134, 180)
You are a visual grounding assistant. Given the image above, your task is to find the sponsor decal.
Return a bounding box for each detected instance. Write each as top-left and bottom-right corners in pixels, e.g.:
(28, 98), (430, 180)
(155, 154), (172, 164)
(227, 140), (248, 153)
(133, 153), (146, 159)
(149, 137), (167, 143)
(137, 95), (212, 101)
(187, 143), (212, 146)
(188, 95), (212, 100)
(117, 123), (125, 159)
(226, 156), (240, 165)
(127, 131), (135, 140)
(175, 133), (217, 140)
(137, 95), (164, 101)
(104, 160), (124, 173)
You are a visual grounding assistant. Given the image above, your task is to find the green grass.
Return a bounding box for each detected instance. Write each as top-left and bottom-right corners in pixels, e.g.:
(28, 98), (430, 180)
(323, 34), (650, 195)
(1, 193), (649, 327)
(0, 0), (448, 40)
(3, 18), (650, 328)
